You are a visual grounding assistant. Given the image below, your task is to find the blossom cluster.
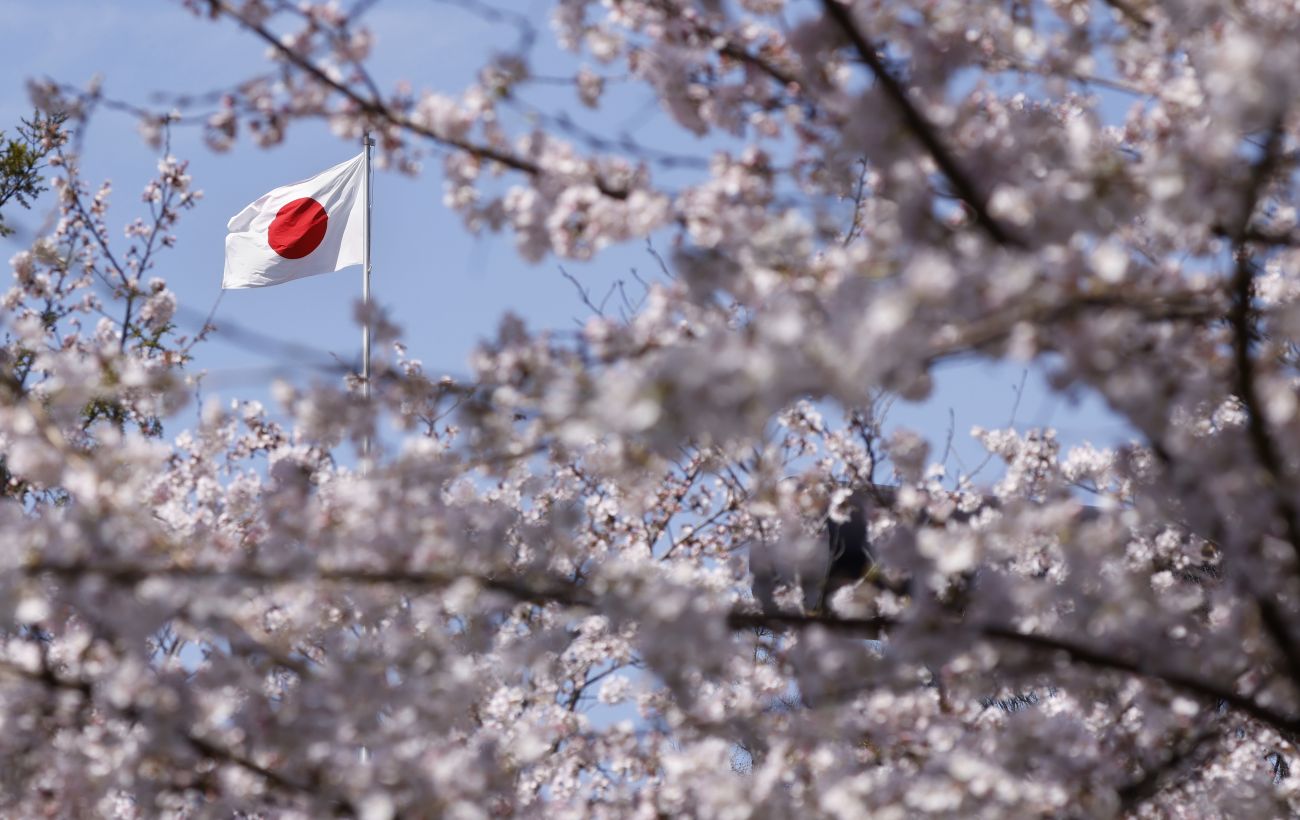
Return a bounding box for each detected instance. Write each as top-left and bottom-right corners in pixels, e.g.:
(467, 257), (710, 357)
(6, 0), (1300, 815)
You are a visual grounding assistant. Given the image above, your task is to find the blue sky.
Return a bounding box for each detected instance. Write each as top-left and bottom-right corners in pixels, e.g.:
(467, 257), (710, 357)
(0, 0), (1130, 473)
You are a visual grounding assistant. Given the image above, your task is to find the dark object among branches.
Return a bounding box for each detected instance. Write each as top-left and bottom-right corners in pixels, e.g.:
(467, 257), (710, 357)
(751, 484), (1003, 613)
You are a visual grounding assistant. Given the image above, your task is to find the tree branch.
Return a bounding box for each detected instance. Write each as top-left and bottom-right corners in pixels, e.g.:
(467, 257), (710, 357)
(729, 609), (1300, 736)
(1115, 726), (1223, 811)
(28, 560), (596, 609)
(32, 559), (1300, 735)
(818, 0), (1023, 247)
(209, 0), (630, 200)
(1099, 0), (1153, 32)
(0, 658), (357, 815)
(1223, 120), (1300, 690)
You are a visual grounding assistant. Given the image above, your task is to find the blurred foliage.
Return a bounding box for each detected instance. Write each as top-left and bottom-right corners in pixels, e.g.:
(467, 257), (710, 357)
(0, 111), (64, 237)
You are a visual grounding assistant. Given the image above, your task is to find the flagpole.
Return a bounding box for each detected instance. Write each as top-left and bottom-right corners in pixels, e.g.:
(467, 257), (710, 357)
(362, 131), (373, 465)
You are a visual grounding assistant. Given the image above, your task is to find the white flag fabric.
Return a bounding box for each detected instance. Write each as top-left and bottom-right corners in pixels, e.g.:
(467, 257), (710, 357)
(223, 152), (366, 289)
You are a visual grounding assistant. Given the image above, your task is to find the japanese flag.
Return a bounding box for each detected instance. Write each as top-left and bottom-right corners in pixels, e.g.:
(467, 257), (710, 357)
(223, 153), (366, 289)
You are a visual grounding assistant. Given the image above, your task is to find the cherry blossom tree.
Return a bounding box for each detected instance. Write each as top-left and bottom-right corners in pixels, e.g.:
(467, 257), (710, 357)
(7, 0), (1300, 815)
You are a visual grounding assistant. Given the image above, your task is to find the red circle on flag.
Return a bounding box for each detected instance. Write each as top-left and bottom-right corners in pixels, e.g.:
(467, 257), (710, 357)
(268, 197), (329, 259)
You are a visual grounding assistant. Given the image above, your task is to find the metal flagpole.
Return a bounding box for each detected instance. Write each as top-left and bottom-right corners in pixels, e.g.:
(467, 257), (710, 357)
(358, 134), (374, 758)
(362, 131), (373, 465)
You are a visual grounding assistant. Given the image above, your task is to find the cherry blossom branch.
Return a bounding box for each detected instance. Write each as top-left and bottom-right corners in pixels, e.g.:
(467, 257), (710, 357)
(1115, 727), (1226, 811)
(23, 551), (1300, 769)
(501, 97), (711, 170)
(818, 0), (1023, 247)
(0, 657), (359, 815)
(989, 57), (1152, 98)
(41, 555), (1286, 733)
(1243, 226), (1300, 246)
(649, 0), (801, 90)
(1229, 207), (1300, 576)
(1223, 121), (1300, 690)
(1099, 0), (1154, 31)
(975, 625), (1294, 732)
(26, 560), (597, 608)
(925, 290), (1226, 365)
(208, 0), (633, 199)
(728, 610), (1300, 736)
(184, 734), (358, 816)
(726, 610), (889, 637)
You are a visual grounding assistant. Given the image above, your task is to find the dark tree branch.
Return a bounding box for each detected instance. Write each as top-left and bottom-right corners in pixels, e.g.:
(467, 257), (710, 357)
(0, 658), (358, 816)
(28, 560), (597, 609)
(731, 609), (1300, 736)
(657, 0), (802, 90)
(209, 0), (631, 200)
(1115, 727), (1223, 811)
(31, 558), (1300, 736)
(1231, 265), (1300, 563)
(978, 624), (1298, 734)
(1099, 0), (1153, 31)
(818, 0), (1024, 247)
(1223, 120), (1300, 689)
(727, 610), (889, 637)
